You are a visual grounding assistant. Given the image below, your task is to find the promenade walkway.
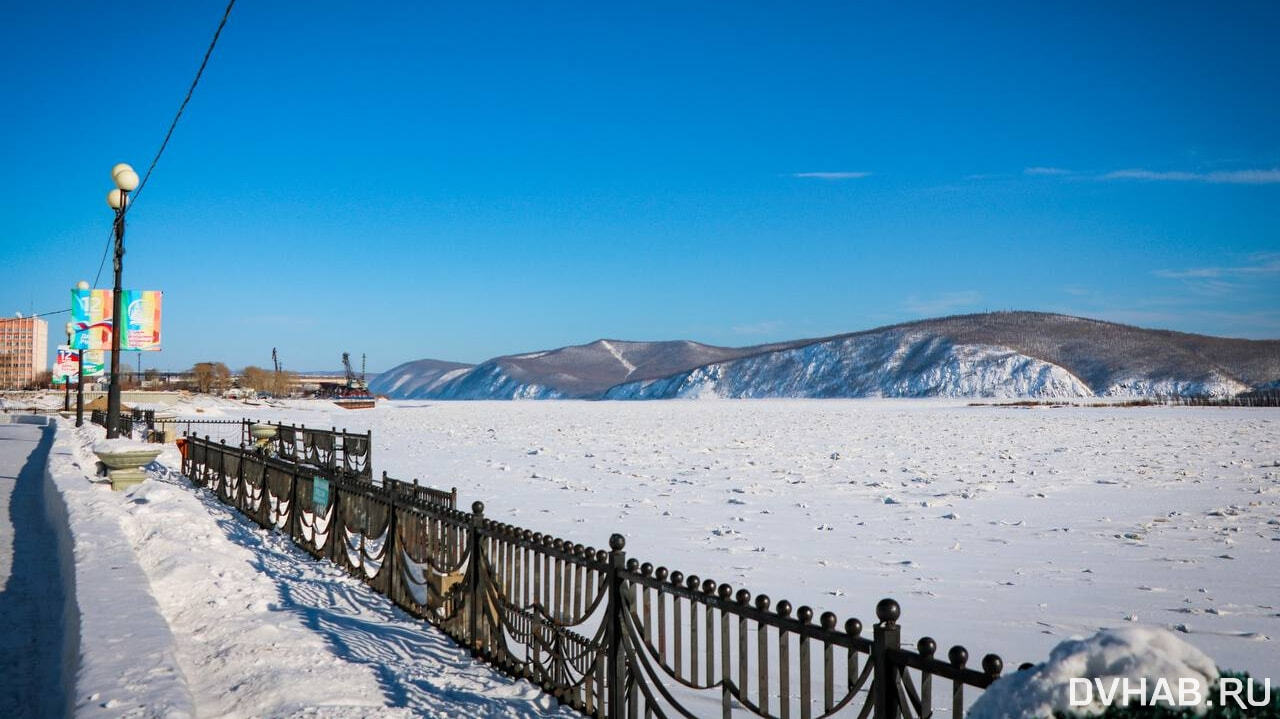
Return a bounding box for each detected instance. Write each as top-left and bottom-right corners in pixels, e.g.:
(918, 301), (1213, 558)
(0, 420), (63, 718)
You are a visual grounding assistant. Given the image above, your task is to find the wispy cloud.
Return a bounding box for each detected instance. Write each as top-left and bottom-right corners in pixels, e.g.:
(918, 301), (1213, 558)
(1024, 166), (1072, 176)
(1103, 168), (1280, 184)
(903, 290), (982, 316)
(790, 171), (872, 180)
(731, 320), (785, 336)
(1151, 254), (1280, 297)
(1153, 253), (1280, 280)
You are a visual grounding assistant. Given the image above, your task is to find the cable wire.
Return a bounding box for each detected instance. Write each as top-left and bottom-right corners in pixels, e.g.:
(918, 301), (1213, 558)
(90, 0), (238, 287)
(0, 309), (71, 323)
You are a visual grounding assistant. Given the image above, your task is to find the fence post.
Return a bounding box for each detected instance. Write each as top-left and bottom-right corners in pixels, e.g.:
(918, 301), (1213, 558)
(468, 501), (485, 654)
(384, 490), (398, 598)
(606, 533), (627, 719)
(236, 441), (246, 511)
(366, 429), (373, 480)
(871, 598), (901, 719)
(287, 468), (300, 543)
(217, 439), (226, 495)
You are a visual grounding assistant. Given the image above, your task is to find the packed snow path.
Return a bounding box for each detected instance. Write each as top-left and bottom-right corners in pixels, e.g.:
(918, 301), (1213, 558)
(97, 440), (578, 718)
(0, 422), (64, 718)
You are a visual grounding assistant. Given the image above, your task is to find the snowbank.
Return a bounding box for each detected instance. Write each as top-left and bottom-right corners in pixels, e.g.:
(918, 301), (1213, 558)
(91, 438), (153, 454)
(969, 627), (1219, 718)
(43, 420), (195, 718)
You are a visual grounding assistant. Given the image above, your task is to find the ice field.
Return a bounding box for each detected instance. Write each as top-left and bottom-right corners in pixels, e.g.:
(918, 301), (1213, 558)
(246, 399), (1280, 681)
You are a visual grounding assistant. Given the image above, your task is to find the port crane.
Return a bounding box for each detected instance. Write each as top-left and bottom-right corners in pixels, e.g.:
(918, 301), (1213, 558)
(334, 352), (375, 409)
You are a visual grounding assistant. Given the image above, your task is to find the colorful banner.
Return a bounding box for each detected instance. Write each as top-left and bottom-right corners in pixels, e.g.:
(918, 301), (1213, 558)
(53, 346), (78, 380)
(82, 349), (106, 377)
(70, 288), (113, 351)
(71, 288), (163, 351)
(52, 347), (105, 381)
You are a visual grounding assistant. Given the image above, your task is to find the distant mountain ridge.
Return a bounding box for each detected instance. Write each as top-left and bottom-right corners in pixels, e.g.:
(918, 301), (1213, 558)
(368, 312), (1280, 400)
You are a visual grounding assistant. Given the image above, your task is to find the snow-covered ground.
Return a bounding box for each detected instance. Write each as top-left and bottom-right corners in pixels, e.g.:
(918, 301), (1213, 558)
(218, 398), (1278, 682)
(43, 394), (1280, 714)
(52, 418), (577, 718)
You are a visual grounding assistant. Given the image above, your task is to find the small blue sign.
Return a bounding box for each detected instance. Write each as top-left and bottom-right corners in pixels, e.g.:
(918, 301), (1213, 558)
(312, 477), (329, 509)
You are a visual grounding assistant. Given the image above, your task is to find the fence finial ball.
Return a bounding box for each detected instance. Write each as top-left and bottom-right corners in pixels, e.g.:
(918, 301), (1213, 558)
(875, 598), (900, 625)
(609, 533), (626, 551)
(472, 501), (485, 515)
(982, 654), (1004, 677)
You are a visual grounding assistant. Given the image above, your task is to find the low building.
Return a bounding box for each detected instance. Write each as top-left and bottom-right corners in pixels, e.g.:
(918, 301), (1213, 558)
(0, 314), (48, 389)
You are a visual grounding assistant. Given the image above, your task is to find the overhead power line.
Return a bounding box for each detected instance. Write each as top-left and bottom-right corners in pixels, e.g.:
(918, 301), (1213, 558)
(91, 0), (239, 288)
(0, 309), (71, 323)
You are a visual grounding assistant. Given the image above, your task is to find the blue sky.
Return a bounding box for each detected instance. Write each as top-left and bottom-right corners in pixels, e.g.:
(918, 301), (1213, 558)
(2, 1), (1277, 371)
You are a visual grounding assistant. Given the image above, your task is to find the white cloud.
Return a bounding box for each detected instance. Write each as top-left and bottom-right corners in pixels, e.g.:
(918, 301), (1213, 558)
(1103, 168), (1280, 184)
(1024, 166), (1072, 176)
(1153, 253), (1280, 280)
(903, 290), (982, 316)
(790, 171), (872, 179)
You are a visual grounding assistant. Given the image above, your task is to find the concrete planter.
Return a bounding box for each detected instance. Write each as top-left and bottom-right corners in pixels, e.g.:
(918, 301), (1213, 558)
(93, 444), (163, 491)
(249, 423), (278, 441)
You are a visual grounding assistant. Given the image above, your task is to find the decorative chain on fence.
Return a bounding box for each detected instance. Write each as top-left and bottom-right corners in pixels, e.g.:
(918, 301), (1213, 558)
(182, 431), (1008, 719)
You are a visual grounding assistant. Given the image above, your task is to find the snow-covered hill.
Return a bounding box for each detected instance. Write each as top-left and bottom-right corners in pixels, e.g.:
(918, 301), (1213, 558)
(367, 358), (474, 398)
(373, 339), (808, 400)
(371, 312), (1279, 399)
(604, 332), (1096, 399)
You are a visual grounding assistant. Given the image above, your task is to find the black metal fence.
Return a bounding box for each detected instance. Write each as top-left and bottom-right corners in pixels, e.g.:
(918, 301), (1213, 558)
(89, 408), (155, 439)
(183, 431), (1007, 719)
(168, 419), (374, 482)
(262, 421), (374, 482)
(162, 417), (249, 445)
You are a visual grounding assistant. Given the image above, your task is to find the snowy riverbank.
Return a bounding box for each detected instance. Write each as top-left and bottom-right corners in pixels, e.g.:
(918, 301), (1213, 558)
(46, 418), (576, 717)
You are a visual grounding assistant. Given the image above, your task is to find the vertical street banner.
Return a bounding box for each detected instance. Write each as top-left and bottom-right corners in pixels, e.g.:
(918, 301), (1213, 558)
(70, 288), (113, 351)
(123, 290), (163, 351)
(82, 350), (106, 377)
(71, 288), (163, 351)
(53, 347), (105, 381)
(53, 346), (78, 380)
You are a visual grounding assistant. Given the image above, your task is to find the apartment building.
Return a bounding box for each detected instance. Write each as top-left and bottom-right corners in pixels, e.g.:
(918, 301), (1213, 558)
(0, 314), (48, 389)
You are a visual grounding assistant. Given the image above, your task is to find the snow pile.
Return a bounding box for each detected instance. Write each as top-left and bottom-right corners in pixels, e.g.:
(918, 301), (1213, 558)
(91, 438), (153, 454)
(44, 421), (196, 718)
(969, 627), (1219, 718)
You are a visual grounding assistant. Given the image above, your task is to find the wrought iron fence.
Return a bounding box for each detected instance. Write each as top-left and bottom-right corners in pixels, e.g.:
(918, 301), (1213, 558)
(89, 409), (139, 438)
(171, 419), (374, 481)
(165, 417), (250, 445)
(182, 432), (1009, 719)
(260, 422), (374, 482)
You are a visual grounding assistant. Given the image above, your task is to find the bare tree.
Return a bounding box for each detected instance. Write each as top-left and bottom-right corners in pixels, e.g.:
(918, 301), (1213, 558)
(242, 366), (271, 394)
(192, 362), (232, 394)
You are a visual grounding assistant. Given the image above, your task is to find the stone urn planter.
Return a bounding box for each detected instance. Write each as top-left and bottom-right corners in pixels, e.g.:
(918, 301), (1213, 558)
(93, 440), (163, 492)
(249, 423), (278, 441)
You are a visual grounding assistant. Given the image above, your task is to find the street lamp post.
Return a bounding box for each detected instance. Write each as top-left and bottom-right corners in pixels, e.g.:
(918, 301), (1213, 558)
(105, 163), (139, 439)
(63, 323), (72, 411)
(73, 280), (88, 427)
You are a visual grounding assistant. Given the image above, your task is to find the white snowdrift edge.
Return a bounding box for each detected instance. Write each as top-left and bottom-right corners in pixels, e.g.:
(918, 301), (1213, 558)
(969, 626), (1220, 719)
(44, 419), (195, 718)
